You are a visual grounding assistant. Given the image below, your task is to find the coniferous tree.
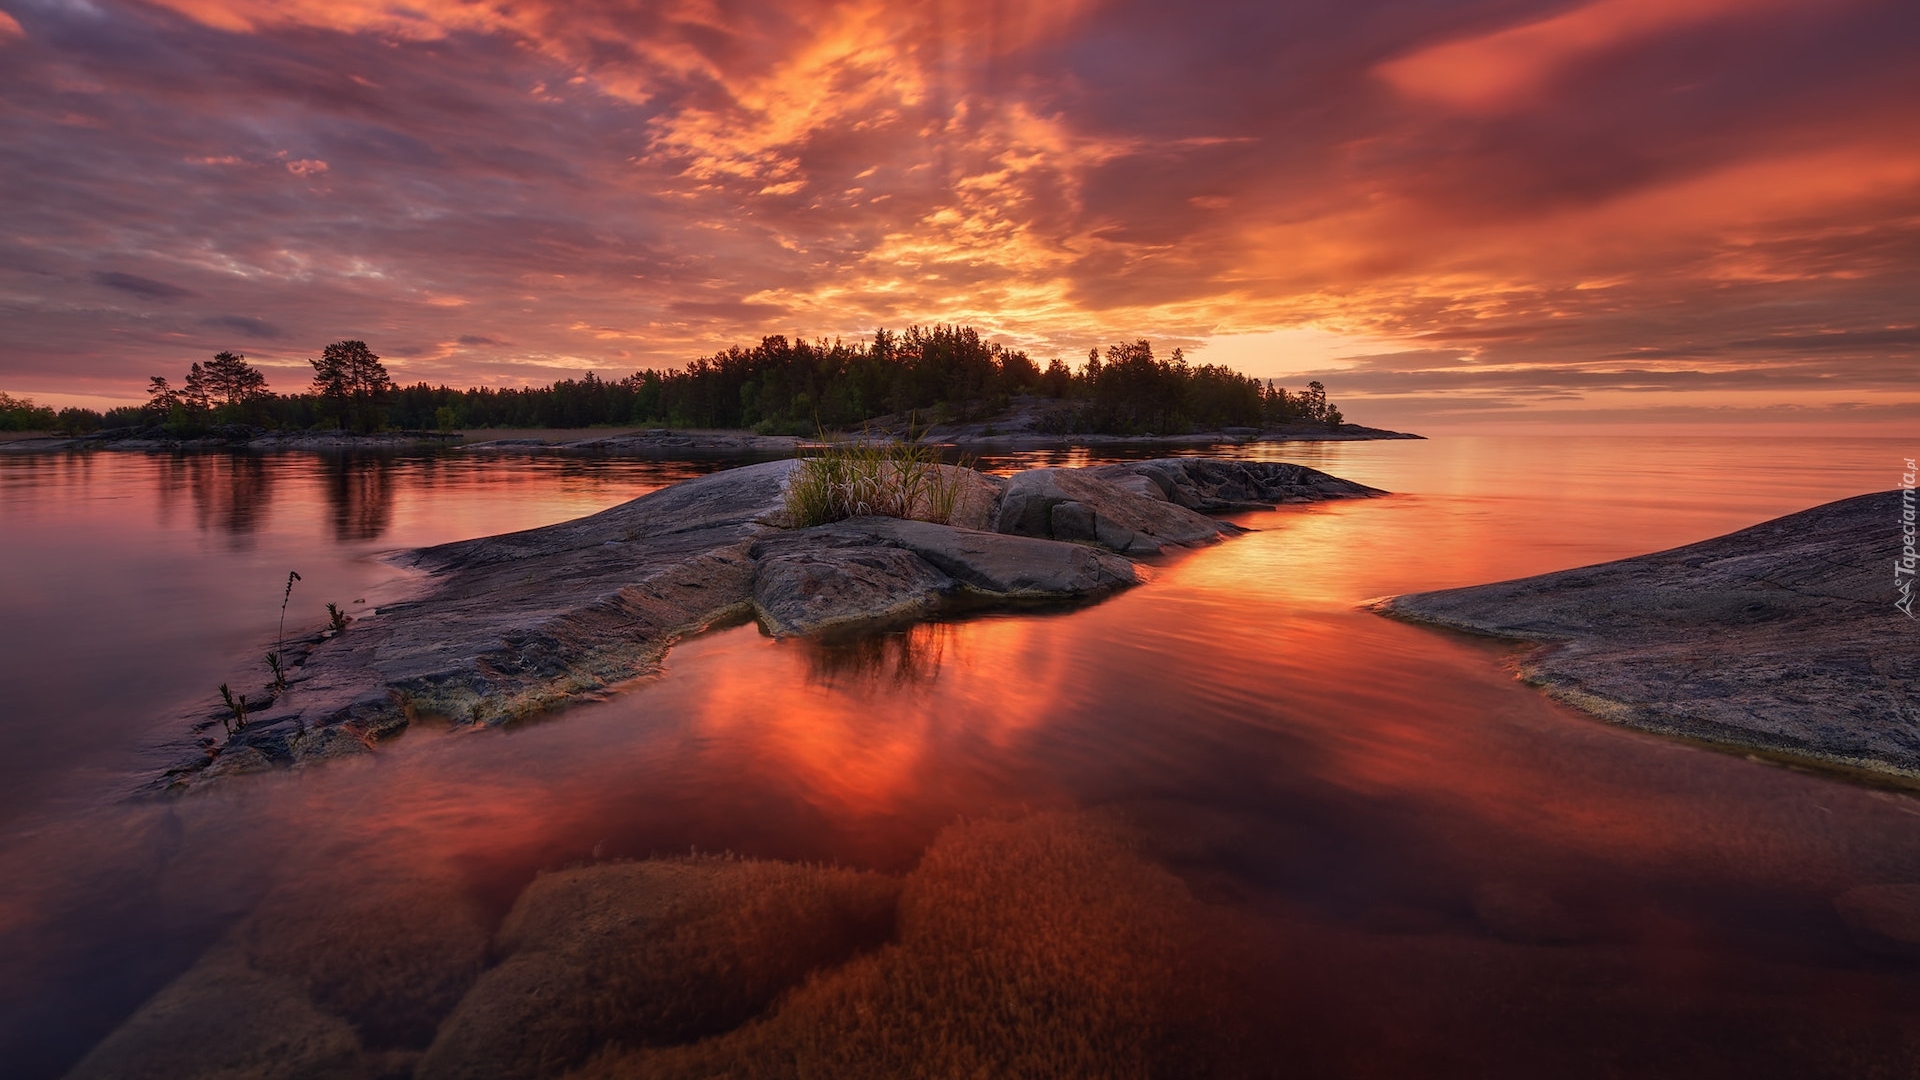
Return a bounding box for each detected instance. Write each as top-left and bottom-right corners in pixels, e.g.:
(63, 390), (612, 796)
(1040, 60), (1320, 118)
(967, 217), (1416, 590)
(311, 340), (392, 430)
(144, 376), (180, 417)
(202, 351), (269, 407)
(181, 362), (211, 411)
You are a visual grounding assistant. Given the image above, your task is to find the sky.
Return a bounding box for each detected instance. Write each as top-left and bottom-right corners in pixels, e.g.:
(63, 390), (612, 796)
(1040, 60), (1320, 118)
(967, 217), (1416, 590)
(1, 0), (1916, 430)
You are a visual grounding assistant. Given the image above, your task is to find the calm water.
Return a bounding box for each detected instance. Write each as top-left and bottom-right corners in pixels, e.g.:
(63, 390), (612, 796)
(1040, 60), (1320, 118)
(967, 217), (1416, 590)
(0, 436), (1914, 1077)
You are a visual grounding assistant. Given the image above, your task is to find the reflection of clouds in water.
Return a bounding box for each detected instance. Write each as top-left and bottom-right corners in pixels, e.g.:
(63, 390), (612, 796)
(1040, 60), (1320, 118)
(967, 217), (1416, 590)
(684, 618), (1070, 816)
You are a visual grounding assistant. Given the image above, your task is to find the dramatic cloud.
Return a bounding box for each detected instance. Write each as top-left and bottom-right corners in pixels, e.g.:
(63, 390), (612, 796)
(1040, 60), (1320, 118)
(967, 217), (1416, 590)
(91, 271), (198, 301)
(0, 0), (1914, 425)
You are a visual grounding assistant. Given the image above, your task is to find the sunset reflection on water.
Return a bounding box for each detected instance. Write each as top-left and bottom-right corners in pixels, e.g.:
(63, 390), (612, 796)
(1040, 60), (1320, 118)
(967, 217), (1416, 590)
(2, 436), (1917, 1077)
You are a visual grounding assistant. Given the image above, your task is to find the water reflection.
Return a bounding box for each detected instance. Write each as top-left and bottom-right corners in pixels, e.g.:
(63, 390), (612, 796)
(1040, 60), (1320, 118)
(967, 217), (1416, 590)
(324, 453), (395, 542)
(155, 453), (274, 544)
(801, 622), (955, 690)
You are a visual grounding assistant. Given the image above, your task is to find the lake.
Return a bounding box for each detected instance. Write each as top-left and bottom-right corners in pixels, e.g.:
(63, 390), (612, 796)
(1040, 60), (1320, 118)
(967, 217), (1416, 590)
(1, 435), (1915, 1078)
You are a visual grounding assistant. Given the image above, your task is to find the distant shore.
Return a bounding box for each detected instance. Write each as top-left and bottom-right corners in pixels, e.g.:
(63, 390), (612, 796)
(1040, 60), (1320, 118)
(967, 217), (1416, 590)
(0, 420), (1422, 455)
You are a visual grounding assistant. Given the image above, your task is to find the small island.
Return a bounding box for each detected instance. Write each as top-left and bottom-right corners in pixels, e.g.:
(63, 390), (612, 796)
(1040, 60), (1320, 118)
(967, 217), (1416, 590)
(159, 455), (1384, 792)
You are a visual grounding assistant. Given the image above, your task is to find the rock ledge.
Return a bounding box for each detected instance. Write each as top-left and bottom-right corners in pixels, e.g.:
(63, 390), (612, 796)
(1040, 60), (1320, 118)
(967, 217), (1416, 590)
(1377, 491), (1919, 780)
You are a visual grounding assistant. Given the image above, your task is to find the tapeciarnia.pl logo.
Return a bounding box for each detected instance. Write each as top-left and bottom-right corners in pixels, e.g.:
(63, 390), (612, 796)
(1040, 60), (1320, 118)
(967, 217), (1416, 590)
(1898, 457), (1916, 619)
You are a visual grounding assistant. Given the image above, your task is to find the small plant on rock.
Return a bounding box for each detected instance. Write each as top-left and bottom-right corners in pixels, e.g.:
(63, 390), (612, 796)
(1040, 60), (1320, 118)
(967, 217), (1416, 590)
(218, 683), (248, 737)
(327, 602), (349, 633)
(269, 569), (301, 691)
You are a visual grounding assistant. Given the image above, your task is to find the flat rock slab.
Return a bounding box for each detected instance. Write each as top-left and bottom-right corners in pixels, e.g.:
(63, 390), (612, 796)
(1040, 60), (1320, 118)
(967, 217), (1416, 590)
(1379, 491), (1920, 779)
(1088, 458), (1386, 511)
(156, 456), (1378, 792)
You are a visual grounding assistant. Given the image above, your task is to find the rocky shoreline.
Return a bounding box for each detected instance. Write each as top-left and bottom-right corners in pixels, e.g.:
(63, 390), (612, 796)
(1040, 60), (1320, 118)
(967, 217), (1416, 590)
(1377, 491), (1919, 782)
(157, 457), (1383, 793)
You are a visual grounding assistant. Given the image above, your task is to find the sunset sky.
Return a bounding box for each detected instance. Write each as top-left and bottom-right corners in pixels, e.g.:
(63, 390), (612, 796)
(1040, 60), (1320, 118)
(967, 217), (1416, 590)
(2, 0), (1915, 429)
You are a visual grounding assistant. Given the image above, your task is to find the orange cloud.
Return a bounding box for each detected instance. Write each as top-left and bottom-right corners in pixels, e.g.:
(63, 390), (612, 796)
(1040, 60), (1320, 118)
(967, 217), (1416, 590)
(0, 11), (24, 44)
(1377, 0), (1811, 111)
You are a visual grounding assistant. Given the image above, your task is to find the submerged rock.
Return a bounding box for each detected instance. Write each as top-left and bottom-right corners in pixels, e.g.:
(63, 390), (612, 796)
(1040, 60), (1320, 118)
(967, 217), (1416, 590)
(416, 858), (899, 1080)
(1378, 491), (1920, 779)
(64, 939), (372, 1080)
(574, 811), (1241, 1080)
(1834, 884), (1920, 960)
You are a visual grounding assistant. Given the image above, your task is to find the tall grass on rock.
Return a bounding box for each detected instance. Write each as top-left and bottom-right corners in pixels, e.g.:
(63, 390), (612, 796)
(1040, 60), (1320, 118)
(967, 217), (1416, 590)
(782, 439), (966, 528)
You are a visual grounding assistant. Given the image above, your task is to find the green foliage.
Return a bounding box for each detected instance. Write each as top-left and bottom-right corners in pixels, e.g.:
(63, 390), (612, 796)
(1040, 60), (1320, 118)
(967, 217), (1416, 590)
(73, 326), (1355, 439)
(783, 439), (966, 529)
(266, 651), (287, 693)
(0, 392), (59, 432)
(327, 603), (349, 633)
(311, 340), (393, 431)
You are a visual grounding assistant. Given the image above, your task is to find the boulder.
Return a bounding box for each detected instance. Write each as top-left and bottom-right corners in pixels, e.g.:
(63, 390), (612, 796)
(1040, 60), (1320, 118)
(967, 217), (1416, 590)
(834, 516), (1139, 597)
(751, 538), (956, 636)
(994, 468), (1225, 554)
(1088, 458), (1385, 510)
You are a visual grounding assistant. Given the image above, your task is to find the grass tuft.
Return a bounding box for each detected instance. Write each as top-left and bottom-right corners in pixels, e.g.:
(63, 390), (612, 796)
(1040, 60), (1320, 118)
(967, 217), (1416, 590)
(217, 683), (248, 737)
(782, 436), (965, 528)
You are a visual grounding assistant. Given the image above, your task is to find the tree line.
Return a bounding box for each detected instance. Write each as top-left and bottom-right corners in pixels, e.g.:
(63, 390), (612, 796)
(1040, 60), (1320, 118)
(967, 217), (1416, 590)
(13, 326), (1347, 437)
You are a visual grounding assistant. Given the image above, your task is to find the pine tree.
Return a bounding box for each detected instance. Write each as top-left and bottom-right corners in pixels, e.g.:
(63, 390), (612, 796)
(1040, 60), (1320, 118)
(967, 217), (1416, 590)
(311, 340), (393, 430)
(203, 351), (269, 406)
(144, 375), (180, 417)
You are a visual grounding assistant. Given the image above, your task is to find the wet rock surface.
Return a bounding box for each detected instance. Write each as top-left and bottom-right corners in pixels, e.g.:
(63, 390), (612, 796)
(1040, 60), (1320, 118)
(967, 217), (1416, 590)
(156, 457), (1380, 792)
(1379, 491), (1920, 779)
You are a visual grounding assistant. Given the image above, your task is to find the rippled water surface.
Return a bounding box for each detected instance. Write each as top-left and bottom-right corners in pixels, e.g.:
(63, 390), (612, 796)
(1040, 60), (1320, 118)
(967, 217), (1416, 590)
(1, 435), (1914, 1078)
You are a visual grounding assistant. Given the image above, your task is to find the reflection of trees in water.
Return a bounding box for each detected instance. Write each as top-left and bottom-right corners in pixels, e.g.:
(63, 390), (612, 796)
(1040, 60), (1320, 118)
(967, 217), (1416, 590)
(802, 622), (955, 691)
(155, 453), (273, 545)
(324, 453), (395, 542)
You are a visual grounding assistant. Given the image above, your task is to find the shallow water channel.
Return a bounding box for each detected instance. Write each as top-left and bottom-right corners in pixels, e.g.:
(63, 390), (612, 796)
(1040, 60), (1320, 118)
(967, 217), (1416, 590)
(1, 435), (1915, 1077)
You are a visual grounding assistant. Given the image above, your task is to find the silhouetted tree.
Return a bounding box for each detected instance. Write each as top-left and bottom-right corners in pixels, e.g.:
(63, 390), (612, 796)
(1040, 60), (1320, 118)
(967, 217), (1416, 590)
(202, 351), (269, 407)
(144, 376), (180, 417)
(311, 340), (393, 430)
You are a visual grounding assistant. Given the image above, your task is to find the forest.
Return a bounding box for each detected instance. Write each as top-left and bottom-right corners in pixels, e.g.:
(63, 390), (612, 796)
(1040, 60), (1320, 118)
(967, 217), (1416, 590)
(9, 326), (1345, 437)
